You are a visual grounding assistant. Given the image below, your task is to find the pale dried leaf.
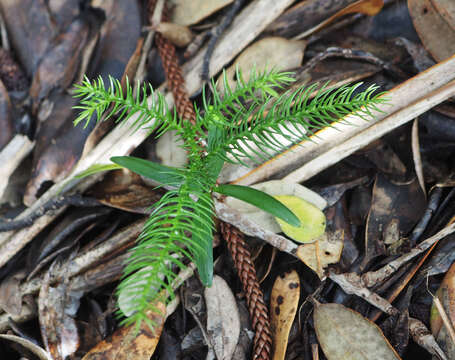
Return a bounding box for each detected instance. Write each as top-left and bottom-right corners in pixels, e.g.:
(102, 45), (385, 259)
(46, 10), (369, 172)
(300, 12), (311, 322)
(270, 270), (300, 360)
(170, 0), (234, 26)
(296, 231), (343, 278)
(217, 37), (305, 92)
(205, 275), (240, 360)
(314, 302), (401, 360)
(155, 22), (193, 47)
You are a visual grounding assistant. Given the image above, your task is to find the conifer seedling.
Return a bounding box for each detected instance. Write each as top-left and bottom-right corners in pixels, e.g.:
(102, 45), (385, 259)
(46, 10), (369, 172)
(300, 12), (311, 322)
(73, 69), (385, 329)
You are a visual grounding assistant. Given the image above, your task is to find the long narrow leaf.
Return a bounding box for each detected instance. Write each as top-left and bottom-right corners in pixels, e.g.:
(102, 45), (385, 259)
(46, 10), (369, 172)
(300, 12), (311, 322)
(74, 163), (124, 179)
(111, 156), (185, 186)
(214, 184), (301, 227)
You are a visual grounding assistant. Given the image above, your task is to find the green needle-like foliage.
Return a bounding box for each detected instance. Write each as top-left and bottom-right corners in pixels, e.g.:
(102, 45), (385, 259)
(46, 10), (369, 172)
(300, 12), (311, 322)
(73, 68), (386, 329)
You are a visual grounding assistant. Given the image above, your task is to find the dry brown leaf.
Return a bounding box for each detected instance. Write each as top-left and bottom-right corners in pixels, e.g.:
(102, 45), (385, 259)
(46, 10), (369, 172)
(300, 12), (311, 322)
(294, 0), (384, 39)
(314, 302), (401, 360)
(82, 301), (166, 360)
(170, 0), (234, 26)
(217, 37), (305, 92)
(408, 0), (455, 61)
(270, 270), (300, 360)
(296, 230), (344, 278)
(205, 275), (240, 360)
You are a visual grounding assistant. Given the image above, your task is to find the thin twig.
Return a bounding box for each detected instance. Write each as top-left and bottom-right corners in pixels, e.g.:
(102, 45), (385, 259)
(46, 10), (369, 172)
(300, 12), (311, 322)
(361, 222), (455, 288)
(409, 187), (443, 246)
(300, 47), (407, 79)
(0, 195), (101, 232)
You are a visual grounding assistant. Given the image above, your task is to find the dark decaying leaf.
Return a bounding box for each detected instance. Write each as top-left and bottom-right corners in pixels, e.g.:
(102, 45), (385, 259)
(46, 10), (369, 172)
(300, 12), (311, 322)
(30, 15), (92, 112)
(0, 79), (13, 150)
(314, 302), (402, 360)
(0, 0), (58, 76)
(91, 169), (163, 214)
(265, 0), (358, 38)
(28, 207), (110, 272)
(24, 0), (142, 206)
(363, 175), (426, 268)
(0, 334), (51, 360)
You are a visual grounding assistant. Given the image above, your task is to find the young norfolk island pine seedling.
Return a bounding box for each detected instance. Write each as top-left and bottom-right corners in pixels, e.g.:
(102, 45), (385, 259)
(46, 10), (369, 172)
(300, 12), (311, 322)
(73, 69), (385, 329)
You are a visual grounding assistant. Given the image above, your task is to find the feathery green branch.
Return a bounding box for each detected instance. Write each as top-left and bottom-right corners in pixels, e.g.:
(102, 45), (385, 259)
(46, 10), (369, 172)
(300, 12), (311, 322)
(73, 68), (387, 329)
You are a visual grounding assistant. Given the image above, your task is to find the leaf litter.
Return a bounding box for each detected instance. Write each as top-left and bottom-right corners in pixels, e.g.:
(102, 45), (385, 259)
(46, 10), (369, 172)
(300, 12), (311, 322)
(1, 0), (455, 359)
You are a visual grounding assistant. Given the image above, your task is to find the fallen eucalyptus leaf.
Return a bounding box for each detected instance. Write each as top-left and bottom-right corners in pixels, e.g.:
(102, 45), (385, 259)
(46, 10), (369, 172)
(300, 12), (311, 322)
(314, 302), (401, 360)
(270, 270), (300, 360)
(205, 275), (240, 360)
(274, 195), (326, 243)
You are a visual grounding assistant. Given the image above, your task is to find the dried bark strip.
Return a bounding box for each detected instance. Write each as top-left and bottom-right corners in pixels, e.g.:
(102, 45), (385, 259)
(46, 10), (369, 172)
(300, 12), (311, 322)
(0, 195), (101, 232)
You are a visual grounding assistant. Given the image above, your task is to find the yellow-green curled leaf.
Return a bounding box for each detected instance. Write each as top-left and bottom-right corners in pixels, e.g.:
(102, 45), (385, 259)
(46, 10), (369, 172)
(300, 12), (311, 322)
(274, 195), (326, 243)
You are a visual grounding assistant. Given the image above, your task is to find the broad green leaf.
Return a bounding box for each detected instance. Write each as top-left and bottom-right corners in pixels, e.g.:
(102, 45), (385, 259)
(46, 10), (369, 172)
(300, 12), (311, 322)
(74, 163), (124, 179)
(111, 156), (185, 186)
(314, 303), (401, 360)
(214, 184), (300, 227)
(274, 195), (326, 243)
